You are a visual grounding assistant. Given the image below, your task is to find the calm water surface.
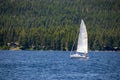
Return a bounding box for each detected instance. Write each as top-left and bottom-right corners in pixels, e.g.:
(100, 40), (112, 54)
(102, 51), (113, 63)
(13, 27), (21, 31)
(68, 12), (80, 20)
(0, 50), (120, 80)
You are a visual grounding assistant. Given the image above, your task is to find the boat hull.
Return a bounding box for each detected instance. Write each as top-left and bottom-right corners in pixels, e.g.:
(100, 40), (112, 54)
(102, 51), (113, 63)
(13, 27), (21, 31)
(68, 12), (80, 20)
(70, 53), (88, 59)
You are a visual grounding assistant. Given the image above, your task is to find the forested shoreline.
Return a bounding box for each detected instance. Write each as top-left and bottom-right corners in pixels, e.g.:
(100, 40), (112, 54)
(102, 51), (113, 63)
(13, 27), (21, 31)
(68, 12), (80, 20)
(0, 0), (120, 51)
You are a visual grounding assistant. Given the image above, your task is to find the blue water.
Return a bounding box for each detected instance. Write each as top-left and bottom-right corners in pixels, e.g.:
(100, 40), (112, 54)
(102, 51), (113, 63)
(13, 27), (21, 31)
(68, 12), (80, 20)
(0, 50), (120, 80)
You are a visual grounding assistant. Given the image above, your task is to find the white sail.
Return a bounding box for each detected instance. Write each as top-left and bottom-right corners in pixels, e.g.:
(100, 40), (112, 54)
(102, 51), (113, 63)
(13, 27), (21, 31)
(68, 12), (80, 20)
(76, 19), (88, 53)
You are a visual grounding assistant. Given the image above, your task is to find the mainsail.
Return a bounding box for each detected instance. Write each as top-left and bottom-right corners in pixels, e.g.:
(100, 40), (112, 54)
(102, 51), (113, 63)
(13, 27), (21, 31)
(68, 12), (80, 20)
(76, 20), (88, 53)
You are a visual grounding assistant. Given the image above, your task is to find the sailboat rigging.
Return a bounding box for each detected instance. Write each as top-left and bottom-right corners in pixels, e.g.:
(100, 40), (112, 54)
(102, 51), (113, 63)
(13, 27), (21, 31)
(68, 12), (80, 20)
(70, 19), (88, 59)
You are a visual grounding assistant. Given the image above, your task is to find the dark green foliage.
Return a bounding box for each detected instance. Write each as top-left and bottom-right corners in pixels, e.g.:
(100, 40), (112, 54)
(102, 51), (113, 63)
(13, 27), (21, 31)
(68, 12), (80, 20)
(0, 0), (120, 50)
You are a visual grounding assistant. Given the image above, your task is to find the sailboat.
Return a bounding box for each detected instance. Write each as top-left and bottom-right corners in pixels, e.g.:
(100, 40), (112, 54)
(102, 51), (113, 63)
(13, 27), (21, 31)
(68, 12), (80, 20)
(70, 19), (88, 58)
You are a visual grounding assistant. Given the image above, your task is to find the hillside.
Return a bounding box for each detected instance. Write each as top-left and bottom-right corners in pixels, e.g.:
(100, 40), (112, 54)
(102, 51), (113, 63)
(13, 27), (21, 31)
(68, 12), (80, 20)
(0, 0), (120, 50)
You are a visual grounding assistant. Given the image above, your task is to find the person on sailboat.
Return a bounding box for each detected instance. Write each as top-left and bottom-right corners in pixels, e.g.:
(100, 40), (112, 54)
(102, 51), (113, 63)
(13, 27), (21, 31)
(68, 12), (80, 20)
(83, 52), (87, 58)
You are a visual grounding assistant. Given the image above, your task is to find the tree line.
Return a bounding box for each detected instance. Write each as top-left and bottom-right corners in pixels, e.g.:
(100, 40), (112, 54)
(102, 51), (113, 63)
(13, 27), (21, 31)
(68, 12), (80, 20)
(0, 0), (120, 51)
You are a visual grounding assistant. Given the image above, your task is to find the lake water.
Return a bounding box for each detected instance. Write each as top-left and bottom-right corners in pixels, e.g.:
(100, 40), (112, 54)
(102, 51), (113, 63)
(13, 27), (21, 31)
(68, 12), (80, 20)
(0, 50), (120, 80)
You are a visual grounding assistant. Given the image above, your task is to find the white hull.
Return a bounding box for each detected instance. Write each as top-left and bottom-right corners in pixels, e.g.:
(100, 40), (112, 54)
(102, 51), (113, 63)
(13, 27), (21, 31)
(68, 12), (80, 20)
(70, 53), (88, 59)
